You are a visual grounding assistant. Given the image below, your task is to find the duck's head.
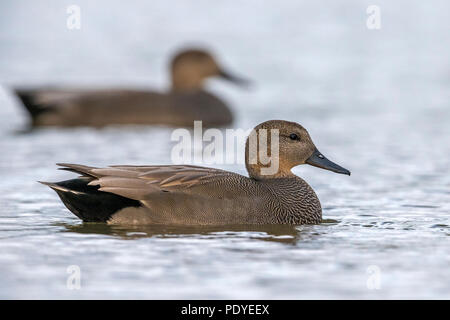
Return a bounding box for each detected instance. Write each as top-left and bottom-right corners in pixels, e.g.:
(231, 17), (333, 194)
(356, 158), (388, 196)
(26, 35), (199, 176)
(245, 120), (351, 179)
(170, 48), (248, 91)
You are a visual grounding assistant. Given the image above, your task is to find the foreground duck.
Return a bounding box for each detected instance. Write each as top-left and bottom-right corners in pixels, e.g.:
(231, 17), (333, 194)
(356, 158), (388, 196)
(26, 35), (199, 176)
(14, 49), (247, 128)
(41, 120), (350, 225)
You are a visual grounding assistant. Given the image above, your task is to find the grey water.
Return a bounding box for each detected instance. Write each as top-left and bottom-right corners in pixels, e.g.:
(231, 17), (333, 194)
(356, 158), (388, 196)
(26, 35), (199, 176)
(0, 0), (449, 299)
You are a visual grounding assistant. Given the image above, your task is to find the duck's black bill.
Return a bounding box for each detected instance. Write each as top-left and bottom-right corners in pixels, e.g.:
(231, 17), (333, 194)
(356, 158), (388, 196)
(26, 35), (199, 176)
(218, 70), (251, 87)
(306, 149), (351, 175)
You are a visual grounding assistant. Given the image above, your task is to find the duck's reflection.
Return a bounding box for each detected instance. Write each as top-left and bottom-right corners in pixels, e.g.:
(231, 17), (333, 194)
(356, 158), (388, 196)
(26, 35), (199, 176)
(59, 223), (307, 244)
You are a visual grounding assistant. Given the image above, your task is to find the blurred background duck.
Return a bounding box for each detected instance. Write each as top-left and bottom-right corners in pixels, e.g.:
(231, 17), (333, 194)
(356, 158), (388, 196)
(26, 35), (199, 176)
(14, 48), (248, 128)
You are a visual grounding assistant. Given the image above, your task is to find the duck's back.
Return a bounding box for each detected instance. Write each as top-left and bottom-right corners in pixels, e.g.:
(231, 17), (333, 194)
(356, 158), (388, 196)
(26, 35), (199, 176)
(16, 88), (233, 127)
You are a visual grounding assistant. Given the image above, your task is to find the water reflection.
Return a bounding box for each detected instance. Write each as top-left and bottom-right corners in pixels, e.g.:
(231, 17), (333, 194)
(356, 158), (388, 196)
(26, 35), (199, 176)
(58, 219), (340, 244)
(59, 222), (305, 244)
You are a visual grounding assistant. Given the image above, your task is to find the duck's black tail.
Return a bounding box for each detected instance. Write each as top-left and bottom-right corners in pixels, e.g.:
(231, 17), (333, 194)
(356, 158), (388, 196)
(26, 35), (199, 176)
(40, 178), (141, 222)
(14, 90), (49, 120)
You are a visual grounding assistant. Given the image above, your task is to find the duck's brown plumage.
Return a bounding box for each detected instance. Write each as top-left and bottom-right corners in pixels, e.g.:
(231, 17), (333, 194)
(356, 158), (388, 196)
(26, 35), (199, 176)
(41, 120), (350, 225)
(15, 49), (247, 128)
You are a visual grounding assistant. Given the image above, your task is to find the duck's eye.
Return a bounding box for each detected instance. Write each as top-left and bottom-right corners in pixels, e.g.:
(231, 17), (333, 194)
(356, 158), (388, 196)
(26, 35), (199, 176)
(289, 133), (299, 141)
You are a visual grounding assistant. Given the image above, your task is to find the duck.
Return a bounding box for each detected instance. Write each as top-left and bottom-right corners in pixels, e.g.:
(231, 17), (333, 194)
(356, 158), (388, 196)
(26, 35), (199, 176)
(14, 48), (248, 128)
(40, 120), (350, 225)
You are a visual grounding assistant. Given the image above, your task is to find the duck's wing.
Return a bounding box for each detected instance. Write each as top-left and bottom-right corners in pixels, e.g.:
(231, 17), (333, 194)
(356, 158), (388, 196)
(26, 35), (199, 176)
(54, 163), (266, 224)
(56, 163), (245, 200)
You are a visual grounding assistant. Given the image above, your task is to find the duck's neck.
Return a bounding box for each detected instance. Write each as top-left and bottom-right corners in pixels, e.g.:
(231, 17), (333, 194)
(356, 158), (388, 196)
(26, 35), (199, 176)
(245, 161), (296, 181)
(170, 68), (204, 92)
(245, 161), (322, 224)
(264, 176), (322, 224)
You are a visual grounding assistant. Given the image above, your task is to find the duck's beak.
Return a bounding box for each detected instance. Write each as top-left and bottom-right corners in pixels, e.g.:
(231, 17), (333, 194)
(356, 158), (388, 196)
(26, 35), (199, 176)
(306, 148), (351, 175)
(218, 69), (251, 87)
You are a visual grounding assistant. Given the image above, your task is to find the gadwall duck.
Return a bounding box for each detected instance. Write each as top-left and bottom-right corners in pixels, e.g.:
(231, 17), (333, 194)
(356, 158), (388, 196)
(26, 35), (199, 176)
(40, 120), (350, 225)
(14, 49), (247, 128)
